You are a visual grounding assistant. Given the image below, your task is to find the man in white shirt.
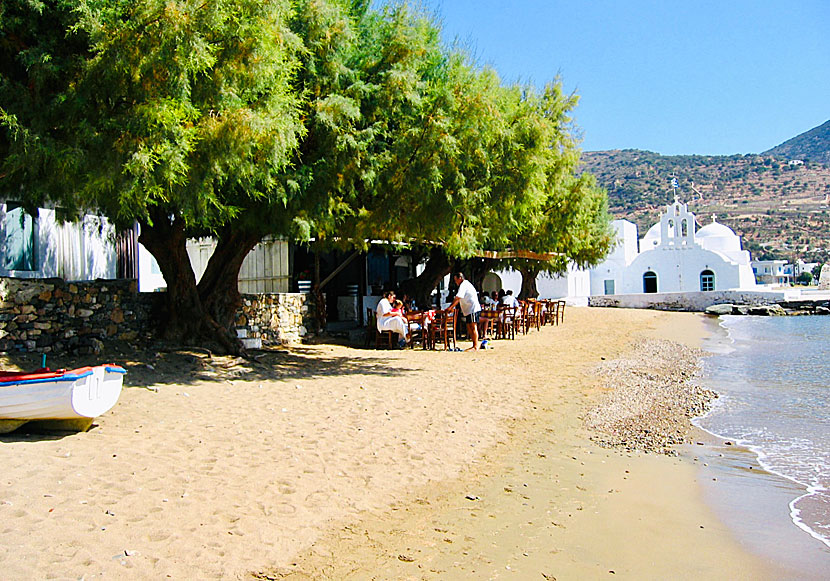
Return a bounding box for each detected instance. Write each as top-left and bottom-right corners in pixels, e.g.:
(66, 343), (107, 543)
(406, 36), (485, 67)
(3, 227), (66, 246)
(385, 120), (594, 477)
(501, 290), (520, 309)
(444, 272), (482, 351)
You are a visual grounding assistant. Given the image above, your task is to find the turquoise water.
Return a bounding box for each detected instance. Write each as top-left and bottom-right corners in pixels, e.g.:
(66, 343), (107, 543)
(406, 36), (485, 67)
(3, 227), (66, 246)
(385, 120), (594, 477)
(695, 315), (830, 550)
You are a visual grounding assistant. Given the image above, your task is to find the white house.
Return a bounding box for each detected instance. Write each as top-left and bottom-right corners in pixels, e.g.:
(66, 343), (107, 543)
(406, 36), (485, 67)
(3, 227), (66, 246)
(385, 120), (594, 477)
(480, 263), (590, 304)
(0, 202), (117, 281)
(589, 199), (757, 295)
(751, 259), (791, 286)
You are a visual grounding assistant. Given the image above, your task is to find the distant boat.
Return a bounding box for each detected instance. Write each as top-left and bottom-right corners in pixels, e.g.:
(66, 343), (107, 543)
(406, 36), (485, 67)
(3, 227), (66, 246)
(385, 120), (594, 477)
(0, 365), (126, 433)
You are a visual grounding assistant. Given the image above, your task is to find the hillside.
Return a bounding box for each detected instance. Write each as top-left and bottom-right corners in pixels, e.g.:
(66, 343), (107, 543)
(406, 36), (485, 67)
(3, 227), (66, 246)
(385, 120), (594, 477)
(764, 119), (830, 165)
(580, 149), (830, 262)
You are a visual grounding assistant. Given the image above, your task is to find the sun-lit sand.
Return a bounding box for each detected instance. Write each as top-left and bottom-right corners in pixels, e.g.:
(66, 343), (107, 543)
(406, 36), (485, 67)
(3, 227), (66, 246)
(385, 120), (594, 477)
(0, 307), (772, 579)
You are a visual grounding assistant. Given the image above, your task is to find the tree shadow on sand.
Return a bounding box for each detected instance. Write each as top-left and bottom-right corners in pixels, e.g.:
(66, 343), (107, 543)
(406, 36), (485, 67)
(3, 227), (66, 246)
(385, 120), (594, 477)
(0, 340), (414, 441)
(0, 340), (414, 391)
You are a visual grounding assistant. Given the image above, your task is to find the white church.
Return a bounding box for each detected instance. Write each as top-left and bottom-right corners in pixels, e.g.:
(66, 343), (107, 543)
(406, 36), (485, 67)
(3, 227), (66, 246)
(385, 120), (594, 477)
(589, 199), (757, 296)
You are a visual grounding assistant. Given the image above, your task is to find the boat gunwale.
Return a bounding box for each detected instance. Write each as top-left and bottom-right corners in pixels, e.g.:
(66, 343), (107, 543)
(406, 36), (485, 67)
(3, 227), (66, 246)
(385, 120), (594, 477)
(0, 365), (126, 387)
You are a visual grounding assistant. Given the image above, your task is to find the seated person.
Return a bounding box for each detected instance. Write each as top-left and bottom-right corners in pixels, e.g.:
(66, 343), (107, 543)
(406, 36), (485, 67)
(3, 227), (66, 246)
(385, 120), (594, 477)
(399, 293), (416, 312)
(376, 290), (409, 348)
(501, 290), (520, 309)
(480, 292), (498, 308)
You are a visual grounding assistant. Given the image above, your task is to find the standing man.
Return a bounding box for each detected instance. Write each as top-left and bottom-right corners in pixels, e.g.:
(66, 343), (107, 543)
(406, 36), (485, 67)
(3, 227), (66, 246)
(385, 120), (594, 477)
(445, 272), (482, 351)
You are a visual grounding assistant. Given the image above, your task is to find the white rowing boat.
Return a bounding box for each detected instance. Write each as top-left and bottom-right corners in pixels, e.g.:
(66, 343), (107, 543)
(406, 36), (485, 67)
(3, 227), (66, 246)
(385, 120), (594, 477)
(0, 365), (126, 433)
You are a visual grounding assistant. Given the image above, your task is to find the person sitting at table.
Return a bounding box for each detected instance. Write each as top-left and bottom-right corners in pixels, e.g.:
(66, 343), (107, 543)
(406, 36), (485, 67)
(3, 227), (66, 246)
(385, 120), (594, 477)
(480, 291), (497, 309)
(444, 272), (482, 351)
(377, 290), (409, 348)
(501, 289), (520, 309)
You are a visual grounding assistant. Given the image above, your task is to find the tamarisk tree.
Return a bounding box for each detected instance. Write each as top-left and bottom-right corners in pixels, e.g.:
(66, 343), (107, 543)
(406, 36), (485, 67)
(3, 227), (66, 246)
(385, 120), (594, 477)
(1, 0), (613, 351)
(1, 0), (304, 352)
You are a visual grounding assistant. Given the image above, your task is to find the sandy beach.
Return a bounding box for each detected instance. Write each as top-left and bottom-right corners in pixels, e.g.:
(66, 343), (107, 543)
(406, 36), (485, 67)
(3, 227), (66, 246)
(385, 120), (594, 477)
(0, 307), (774, 579)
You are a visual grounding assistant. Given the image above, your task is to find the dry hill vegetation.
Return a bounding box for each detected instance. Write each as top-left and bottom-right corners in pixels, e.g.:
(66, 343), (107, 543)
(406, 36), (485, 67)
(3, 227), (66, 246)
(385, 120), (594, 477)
(581, 150), (830, 262)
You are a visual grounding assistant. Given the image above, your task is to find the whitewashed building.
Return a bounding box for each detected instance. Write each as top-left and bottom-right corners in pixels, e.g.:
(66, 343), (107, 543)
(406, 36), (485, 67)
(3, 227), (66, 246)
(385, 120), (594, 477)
(590, 200), (757, 295)
(751, 259), (791, 286)
(0, 202), (117, 281)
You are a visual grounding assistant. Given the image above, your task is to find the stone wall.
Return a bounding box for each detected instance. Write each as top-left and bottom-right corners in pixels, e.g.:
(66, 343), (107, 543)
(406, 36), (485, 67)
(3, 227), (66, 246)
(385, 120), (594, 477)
(588, 289), (812, 312)
(0, 278), (153, 354)
(0, 277), (317, 354)
(235, 292), (317, 348)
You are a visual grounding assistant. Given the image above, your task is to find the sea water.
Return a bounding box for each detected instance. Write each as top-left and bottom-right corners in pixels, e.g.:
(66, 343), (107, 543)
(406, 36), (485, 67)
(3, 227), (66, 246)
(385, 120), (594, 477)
(695, 315), (830, 554)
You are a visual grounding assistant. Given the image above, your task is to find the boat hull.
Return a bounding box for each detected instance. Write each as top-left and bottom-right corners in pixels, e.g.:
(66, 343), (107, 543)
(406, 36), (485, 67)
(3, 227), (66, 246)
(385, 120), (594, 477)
(0, 365), (125, 432)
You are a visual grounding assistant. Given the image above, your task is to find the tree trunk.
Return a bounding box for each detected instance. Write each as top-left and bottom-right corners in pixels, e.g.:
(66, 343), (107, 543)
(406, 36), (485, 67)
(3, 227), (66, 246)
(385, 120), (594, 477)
(464, 257), (498, 292)
(398, 246), (455, 309)
(518, 264), (540, 299)
(138, 210), (243, 355)
(197, 227), (261, 344)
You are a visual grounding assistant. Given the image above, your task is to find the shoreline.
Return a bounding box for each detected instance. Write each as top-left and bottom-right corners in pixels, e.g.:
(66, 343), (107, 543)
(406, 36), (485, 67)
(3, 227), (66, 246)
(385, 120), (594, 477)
(0, 307), (781, 579)
(688, 315), (830, 577)
(680, 425), (830, 580)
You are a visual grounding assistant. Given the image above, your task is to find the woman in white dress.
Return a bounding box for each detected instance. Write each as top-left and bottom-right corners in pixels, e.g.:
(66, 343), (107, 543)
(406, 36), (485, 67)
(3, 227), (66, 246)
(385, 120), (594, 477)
(376, 290), (409, 348)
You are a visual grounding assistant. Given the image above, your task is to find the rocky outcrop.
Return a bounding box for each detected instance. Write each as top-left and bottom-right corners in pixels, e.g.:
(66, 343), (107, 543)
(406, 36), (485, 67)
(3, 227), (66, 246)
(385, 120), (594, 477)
(704, 303), (734, 316)
(705, 301), (829, 317)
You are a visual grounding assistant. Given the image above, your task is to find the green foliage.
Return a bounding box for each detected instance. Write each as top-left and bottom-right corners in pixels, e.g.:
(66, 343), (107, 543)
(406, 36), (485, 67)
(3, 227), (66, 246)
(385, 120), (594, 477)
(1, 0), (304, 233)
(796, 272), (813, 285)
(2, 0), (612, 341)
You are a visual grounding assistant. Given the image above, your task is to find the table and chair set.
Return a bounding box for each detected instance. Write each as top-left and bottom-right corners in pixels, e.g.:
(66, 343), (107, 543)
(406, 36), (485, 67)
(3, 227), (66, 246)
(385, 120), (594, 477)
(367, 299), (566, 350)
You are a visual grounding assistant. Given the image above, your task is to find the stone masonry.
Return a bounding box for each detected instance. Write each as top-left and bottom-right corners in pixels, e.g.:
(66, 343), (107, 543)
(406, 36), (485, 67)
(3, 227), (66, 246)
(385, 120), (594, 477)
(0, 278), (152, 354)
(235, 293), (316, 347)
(0, 277), (316, 354)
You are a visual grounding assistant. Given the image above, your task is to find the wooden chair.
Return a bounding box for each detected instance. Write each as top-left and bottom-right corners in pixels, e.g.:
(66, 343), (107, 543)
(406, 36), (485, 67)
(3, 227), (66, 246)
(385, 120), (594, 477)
(544, 300), (560, 326)
(406, 311), (427, 349)
(526, 300), (543, 332)
(497, 306), (516, 340)
(515, 301), (530, 335)
(428, 309), (457, 350)
(366, 307), (395, 349)
(558, 300), (566, 324)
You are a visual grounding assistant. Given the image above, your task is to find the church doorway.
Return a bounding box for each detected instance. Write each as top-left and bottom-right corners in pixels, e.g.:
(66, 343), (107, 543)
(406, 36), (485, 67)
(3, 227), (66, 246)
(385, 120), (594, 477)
(643, 271), (658, 293)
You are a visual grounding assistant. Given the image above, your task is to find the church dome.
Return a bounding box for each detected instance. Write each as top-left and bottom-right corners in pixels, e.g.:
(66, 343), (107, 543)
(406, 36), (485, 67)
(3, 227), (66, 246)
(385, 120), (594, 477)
(696, 220), (741, 252)
(643, 223), (661, 239)
(641, 223), (661, 249)
(696, 222), (735, 238)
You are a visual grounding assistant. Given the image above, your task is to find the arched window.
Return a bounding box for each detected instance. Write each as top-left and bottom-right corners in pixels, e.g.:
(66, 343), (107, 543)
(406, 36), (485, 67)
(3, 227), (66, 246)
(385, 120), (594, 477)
(700, 270), (715, 292)
(681, 219), (689, 237)
(643, 271), (658, 293)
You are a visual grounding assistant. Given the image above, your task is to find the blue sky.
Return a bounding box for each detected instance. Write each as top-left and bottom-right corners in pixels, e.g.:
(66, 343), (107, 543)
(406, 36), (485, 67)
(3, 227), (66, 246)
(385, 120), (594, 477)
(417, 0), (829, 156)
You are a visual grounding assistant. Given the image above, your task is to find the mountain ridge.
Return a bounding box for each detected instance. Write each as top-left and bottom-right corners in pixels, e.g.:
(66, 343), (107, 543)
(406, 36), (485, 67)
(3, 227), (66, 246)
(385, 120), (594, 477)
(763, 119), (830, 165)
(581, 121), (830, 262)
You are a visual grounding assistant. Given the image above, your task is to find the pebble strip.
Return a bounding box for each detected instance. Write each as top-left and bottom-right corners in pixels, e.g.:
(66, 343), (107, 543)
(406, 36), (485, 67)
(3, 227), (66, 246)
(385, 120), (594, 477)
(585, 339), (716, 455)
